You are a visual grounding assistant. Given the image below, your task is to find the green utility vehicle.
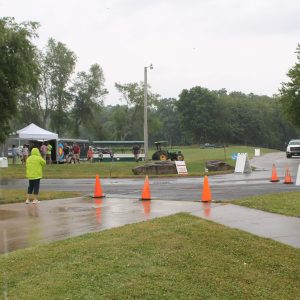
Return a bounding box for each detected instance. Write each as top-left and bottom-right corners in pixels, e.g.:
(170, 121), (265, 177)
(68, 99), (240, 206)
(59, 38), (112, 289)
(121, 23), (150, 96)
(151, 141), (184, 161)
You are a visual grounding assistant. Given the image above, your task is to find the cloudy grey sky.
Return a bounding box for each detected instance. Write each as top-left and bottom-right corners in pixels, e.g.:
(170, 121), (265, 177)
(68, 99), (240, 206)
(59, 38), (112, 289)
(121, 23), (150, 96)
(1, 0), (299, 105)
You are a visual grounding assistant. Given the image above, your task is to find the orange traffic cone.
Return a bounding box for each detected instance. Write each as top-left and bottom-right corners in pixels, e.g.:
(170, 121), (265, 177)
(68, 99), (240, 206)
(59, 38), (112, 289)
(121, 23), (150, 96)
(283, 167), (293, 184)
(141, 176), (151, 200)
(201, 175), (212, 202)
(93, 174), (105, 198)
(270, 164), (280, 182)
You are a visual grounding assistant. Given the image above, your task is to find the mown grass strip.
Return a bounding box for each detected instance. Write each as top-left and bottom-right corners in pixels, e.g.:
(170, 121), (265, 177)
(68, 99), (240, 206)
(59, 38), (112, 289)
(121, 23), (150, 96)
(0, 214), (299, 299)
(230, 191), (300, 217)
(0, 145), (276, 179)
(0, 189), (83, 204)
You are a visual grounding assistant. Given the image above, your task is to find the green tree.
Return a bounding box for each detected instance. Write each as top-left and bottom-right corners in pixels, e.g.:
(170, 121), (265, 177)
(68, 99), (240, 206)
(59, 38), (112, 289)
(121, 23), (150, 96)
(279, 44), (300, 128)
(215, 92), (299, 149)
(114, 82), (160, 140)
(110, 105), (132, 140)
(16, 51), (49, 129)
(98, 105), (118, 140)
(0, 17), (39, 142)
(17, 90), (42, 126)
(42, 38), (76, 134)
(155, 98), (181, 145)
(70, 64), (108, 137)
(177, 86), (219, 144)
(115, 82), (159, 107)
(77, 105), (107, 140)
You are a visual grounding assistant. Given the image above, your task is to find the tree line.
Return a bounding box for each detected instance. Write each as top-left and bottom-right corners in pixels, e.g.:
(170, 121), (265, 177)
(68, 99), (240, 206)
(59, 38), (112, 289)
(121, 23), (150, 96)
(1, 17), (300, 150)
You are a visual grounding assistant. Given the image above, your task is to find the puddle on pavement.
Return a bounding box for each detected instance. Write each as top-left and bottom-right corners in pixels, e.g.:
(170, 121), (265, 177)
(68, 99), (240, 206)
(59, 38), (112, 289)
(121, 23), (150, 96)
(55, 206), (95, 213)
(0, 210), (20, 220)
(0, 198), (203, 254)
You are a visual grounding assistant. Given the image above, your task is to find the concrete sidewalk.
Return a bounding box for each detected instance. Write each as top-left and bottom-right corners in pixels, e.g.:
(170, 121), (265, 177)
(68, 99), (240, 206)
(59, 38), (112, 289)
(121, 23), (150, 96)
(191, 204), (300, 248)
(1, 197), (300, 254)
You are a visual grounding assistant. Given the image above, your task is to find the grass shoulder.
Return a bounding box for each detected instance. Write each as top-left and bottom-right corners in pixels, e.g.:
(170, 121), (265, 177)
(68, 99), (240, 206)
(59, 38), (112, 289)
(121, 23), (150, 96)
(229, 191), (300, 217)
(0, 213), (299, 299)
(0, 189), (83, 205)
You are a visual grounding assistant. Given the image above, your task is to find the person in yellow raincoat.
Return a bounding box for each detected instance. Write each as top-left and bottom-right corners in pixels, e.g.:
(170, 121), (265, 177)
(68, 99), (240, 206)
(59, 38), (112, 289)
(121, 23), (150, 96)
(25, 148), (46, 204)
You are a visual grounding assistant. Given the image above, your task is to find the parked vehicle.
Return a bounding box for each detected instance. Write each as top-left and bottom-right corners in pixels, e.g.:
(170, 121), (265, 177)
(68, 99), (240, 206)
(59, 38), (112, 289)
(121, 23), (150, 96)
(286, 139), (300, 158)
(152, 141), (184, 161)
(200, 143), (225, 149)
(94, 147), (113, 155)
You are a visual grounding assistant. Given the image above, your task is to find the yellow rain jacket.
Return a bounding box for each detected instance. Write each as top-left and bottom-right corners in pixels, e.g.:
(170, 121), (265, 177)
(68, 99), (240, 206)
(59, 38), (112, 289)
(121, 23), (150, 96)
(26, 148), (46, 179)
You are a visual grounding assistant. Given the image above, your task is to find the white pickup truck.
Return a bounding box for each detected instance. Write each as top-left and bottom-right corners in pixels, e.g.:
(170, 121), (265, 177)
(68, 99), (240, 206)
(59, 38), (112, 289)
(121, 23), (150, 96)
(286, 139), (300, 158)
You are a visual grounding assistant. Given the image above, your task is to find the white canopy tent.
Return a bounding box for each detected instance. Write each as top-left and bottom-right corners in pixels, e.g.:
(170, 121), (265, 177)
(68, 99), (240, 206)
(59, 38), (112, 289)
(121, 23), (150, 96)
(17, 123), (58, 140)
(16, 123), (58, 162)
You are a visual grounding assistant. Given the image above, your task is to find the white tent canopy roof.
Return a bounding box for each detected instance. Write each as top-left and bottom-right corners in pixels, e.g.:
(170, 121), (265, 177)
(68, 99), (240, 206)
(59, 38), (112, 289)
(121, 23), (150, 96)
(17, 123), (58, 140)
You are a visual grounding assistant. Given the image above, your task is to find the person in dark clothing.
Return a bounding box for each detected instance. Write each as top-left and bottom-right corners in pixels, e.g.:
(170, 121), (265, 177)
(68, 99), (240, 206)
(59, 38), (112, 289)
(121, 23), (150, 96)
(132, 145), (140, 162)
(63, 143), (70, 163)
(11, 145), (18, 165)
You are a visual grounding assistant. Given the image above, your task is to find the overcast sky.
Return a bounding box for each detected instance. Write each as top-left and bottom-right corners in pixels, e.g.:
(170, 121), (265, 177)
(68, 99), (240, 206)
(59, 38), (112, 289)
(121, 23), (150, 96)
(1, 0), (300, 105)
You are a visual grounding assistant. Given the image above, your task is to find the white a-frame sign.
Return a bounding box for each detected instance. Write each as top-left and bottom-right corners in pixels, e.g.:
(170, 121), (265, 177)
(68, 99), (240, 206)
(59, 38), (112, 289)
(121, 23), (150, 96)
(295, 164), (300, 186)
(234, 153), (252, 174)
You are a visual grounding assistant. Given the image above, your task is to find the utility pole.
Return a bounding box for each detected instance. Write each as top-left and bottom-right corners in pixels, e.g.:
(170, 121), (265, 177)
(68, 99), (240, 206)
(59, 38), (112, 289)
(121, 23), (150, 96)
(143, 64), (153, 161)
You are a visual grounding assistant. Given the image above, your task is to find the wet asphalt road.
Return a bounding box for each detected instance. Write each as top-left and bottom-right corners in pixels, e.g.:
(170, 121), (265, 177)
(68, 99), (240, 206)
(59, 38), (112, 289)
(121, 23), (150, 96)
(1, 152), (300, 201)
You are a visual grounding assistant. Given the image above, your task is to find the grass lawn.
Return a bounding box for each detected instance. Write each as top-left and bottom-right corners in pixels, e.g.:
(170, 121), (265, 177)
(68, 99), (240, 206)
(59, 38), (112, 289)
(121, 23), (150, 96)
(0, 189), (83, 205)
(0, 145), (276, 179)
(229, 191), (300, 217)
(0, 214), (299, 299)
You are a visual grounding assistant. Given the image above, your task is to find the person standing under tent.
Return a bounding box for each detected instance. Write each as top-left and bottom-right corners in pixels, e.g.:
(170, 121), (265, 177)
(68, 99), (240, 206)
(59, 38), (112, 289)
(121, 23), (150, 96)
(22, 144), (29, 164)
(40, 142), (47, 160)
(11, 145), (18, 165)
(46, 142), (52, 164)
(25, 147), (46, 204)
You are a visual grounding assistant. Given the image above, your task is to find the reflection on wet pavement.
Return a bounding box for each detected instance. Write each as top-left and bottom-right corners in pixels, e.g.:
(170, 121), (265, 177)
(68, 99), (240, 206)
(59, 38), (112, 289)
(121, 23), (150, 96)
(202, 203), (211, 217)
(0, 197), (209, 254)
(1, 195), (300, 254)
(0, 210), (20, 220)
(94, 199), (102, 224)
(142, 200), (151, 218)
